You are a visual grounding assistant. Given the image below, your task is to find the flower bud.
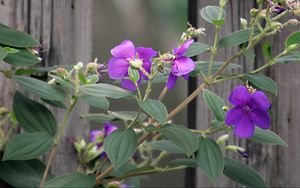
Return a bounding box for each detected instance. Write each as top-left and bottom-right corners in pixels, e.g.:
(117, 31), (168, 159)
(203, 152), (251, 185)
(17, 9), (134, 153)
(270, 21), (283, 30)
(0, 107), (8, 116)
(129, 59), (143, 69)
(216, 134), (229, 145)
(222, 106), (230, 112)
(293, 9), (300, 15)
(287, 18), (299, 26)
(287, 44), (299, 51)
(86, 62), (98, 73)
(128, 67), (140, 82)
(74, 62), (84, 71)
(240, 18), (248, 28)
(250, 8), (259, 17)
(226, 145), (245, 152)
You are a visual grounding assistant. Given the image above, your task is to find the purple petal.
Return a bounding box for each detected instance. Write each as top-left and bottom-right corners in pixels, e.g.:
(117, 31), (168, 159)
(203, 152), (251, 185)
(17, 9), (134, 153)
(136, 47), (157, 61)
(174, 39), (194, 57)
(107, 57), (129, 79)
(166, 74), (178, 90)
(171, 57), (195, 76)
(120, 184), (129, 188)
(141, 61), (151, 80)
(250, 91), (271, 111)
(228, 86), (250, 106)
(225, 106), (244, 126)
(103, 122), (118, 136)
(182, 74), (190, 80)
(249, 110), (270, 129)
(121, 78), (141, 91)
(111, 40), (135, 59)
(90, 130), (103, 142)
(234, 114), (255, 138)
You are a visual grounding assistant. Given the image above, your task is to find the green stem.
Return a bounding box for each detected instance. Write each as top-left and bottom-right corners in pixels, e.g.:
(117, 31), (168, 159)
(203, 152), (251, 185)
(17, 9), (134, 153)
(40, 98), (78, 187)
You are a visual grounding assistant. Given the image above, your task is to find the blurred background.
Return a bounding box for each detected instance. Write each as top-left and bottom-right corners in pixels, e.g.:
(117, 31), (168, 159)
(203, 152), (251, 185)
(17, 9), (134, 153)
(92, 0), (188, 187)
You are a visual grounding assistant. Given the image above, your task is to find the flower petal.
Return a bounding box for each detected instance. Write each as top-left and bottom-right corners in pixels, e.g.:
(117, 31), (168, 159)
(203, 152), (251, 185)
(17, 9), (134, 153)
(171, 57), (195, 76)
(249, 109), (270, 129)
(103, 122), (118, 136)
(90, 130), (103, 142)
(234, 114), (255, 138)
(141, 61), (151, 80)
(121, 78), (141, 91)
(250, 91), (271, 111)
(111, 40), (135, 59)
(166, 74), (178, 90)
(136, 47), (157, 61)
(182, 74), (189, 80)
(107, 57), (129, 79)
(225, 106), (244, 126)
(228, 86), (250, 106)
(174, 39), (194, 57)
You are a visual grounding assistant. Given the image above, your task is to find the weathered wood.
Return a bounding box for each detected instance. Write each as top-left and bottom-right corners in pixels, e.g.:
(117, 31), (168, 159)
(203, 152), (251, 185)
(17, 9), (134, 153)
(196, 0), (300, 187)
(0, 0), (92, 176)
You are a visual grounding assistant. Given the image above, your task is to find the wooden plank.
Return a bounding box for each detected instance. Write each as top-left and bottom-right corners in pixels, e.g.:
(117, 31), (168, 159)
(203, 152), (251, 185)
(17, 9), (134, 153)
(0, 0), (92, 176)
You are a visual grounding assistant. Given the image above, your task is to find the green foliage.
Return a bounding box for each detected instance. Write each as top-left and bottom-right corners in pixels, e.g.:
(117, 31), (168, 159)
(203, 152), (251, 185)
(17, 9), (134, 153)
(12, 76), (67, 101)
(0, 160), (52, 188)
(203, 89), (225, 121)
(218, 29), (255, 48)
(138, 99), (168, 123)
(262, 42), (272, 61)
(275, 53), (300, 63)
(147, 140), (184, 154)
(104, 128), (137, 169)
(159, 124), (199, 157)
(250, 127), (287, 146)
(169, 158), (199, 168)
(184, 42), (209, 57)
(200, 6), (226, 26)
(80, 95), (109, 111)
(3, 132), (53, 161)
(0, 25), (39, 47)
(196, 137), (224, 183)
(80, 113), (115, 123)
(13, 91), (57, 136)
(44, 173), (95, 188)
(223, 158), (267, 188)
(0, 46), (8, 60)
(244, 73), (278, 95)
(286, 31), (300, 48)
(79, 84), (134, 99)
(3, 49), (39, 66)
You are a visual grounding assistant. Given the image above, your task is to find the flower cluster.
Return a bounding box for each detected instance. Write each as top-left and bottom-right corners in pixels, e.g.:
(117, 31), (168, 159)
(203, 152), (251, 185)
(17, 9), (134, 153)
(225, 86), (271, 138)
(107, 39), (196, 91)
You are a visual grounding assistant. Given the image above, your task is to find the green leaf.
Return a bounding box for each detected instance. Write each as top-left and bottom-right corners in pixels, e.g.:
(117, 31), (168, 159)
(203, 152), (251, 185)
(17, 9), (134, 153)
(2, 46), (20, 54)
(3, 48), (39, 66)
(0, 160), (52, 188)
(80, 84), (134, 99)
(44, 173), (95, 188)
(189, 61), (240, 77)
(200, 6), (225, 25)
(203, 89), (225, 121)
(3, 132), (53, 161)
(169, 158), (199, 168)
(243, 48), (256, 63)
(184, 42), (209, 57)
(286, 31), (300, 48)
(12, 76), (66, 101)
(146, 140), (184, 154)
(262, 42), (272, 61)
(223, 157), (267, 188)
(104, 128), (137, 169)
(138, 99), (168, 123)
(109, 111), (146, 122)
(41, 98), (67, 109)
(244, 73), (278, 95)
(275, 54), (300, 63)
(159, 124), (199, 157)
(0, 26), (39, 47)
(0, 46), (8, 59)
(80, 113), (115, 123)
(51, 75), (75, 89)
(124, 166), (158, 176)
(196, 137), (224, 183)
(80, 95), (109, 110)
(13, 91), (57, 136)
(219, 29), (257, 48)
(250, 127), (287, 146)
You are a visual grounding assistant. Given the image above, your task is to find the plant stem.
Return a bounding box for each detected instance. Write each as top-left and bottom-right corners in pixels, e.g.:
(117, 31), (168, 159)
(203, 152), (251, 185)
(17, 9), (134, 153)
(40, 98), (78, 187)
(207, 26), (220, 76)
(158, 87), (168, 101)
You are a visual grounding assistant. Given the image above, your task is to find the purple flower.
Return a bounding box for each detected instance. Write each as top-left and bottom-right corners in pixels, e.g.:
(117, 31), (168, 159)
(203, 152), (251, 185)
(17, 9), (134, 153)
(166, 39), (196, 90)
(90, 130), (103, 143)
(103, 122), (118, 136)
(225, 86), (271, 138)
(267, 0), (285, 13)
(107, 40), (157, 90)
